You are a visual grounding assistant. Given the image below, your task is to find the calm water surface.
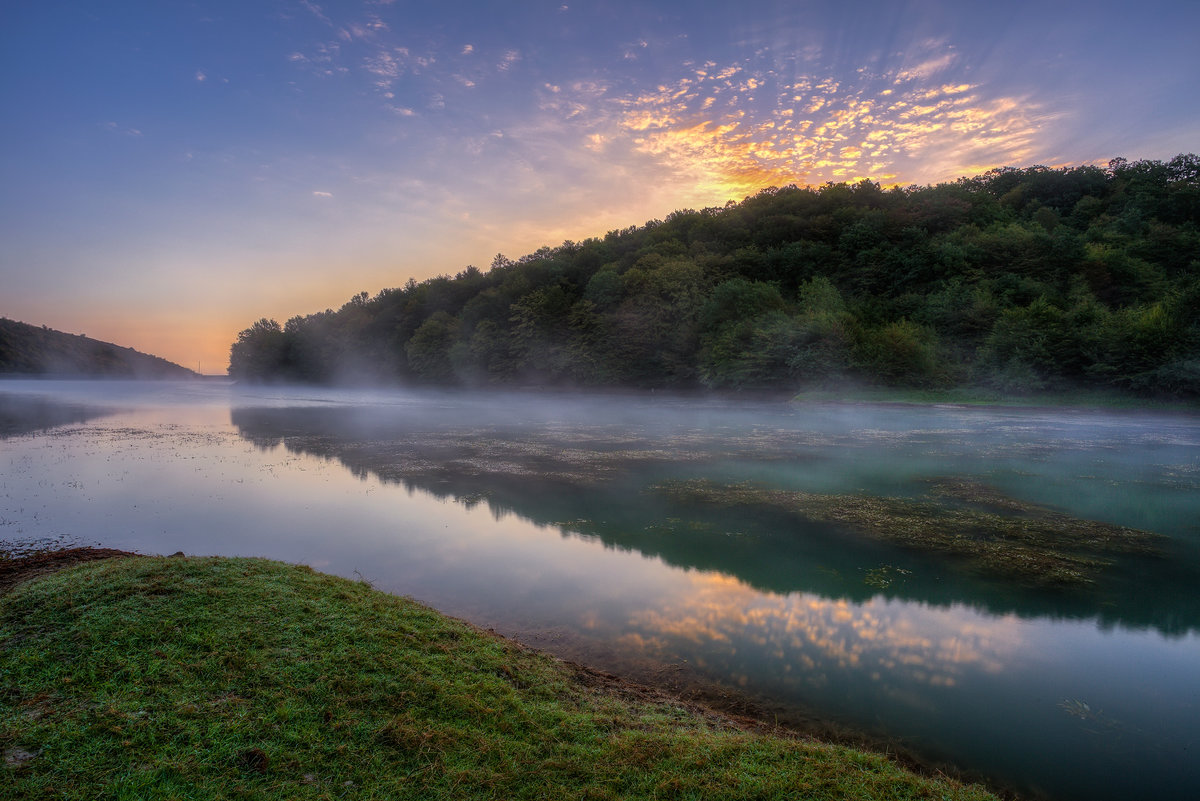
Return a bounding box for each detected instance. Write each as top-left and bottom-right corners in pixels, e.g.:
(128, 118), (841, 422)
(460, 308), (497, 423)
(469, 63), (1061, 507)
(2, 379), (1199, 800)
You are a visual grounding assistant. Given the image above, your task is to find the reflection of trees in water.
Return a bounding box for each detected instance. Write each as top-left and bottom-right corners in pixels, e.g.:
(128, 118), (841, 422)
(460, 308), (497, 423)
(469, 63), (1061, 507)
(231, 404), (1200, 636)
(0, 395), (111, 438)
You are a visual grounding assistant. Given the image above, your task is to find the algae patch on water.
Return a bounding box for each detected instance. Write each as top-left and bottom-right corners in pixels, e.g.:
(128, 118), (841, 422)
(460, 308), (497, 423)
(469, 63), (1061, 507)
(649, 478), (1164, 587)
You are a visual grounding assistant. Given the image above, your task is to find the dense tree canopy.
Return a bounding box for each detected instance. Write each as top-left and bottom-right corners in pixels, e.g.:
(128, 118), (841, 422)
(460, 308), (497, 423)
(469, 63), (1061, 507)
(230, 155), (1200, 397)
(1, 318), (196, 378)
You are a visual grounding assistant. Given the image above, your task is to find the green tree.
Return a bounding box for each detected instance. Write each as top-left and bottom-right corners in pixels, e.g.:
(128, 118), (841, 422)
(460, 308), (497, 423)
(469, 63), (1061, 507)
(449, 319), (515, 384)
(853, 319), (946, 387)
(229, 319), (286, 382)
(697, 279), (788, 389)
(405, 312), (460, 383)
(763, 277), (853, 386)
(509, 285), (576, 381)
(610, 257), (707, 386)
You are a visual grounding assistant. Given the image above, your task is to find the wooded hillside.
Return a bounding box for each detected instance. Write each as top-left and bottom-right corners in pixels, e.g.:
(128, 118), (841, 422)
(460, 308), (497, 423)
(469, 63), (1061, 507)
(0, 318), (196, 379)
(230, 155), (1200, 397)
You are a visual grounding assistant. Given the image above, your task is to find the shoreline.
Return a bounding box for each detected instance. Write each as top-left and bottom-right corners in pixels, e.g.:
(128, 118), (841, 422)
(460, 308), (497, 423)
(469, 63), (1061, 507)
(1, 546), (1015, 799)
(3, 374), (1196, 418)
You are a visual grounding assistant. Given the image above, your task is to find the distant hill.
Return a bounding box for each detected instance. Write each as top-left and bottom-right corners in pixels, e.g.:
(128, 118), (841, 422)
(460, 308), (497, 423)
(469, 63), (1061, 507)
(0, 318), (197, 379)
(229, 154), (1200, 398)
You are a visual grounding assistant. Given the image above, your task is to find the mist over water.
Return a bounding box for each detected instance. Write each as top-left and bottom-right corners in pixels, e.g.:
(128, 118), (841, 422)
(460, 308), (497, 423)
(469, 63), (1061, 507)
(3, 379), (1199, 801)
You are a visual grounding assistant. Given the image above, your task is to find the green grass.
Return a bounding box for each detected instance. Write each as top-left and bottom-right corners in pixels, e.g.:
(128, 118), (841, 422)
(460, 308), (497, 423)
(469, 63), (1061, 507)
(1, 557), (1000, 800)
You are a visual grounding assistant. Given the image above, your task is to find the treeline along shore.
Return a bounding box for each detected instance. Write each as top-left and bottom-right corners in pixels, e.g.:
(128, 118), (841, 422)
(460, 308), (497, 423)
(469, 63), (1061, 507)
(230, 155), (1200, 397)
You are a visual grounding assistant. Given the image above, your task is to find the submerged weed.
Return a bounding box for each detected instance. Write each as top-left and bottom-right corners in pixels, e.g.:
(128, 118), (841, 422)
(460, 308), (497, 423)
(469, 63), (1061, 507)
(650, 478), (1164, 587)
(1058, 699), (1122, 734)
(863, 565), (912, 590)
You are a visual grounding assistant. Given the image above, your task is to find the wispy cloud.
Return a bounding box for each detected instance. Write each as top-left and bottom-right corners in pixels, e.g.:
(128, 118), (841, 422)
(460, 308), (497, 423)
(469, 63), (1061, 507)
(895, 51), (957, 82)
(363, 48), (406, 85)
(299, 0), (331, 27)
(102, 121), (143, 137)
(497, 49), (521, 72)
(287, 5), (502, 109)
(288, 40), (346, 77)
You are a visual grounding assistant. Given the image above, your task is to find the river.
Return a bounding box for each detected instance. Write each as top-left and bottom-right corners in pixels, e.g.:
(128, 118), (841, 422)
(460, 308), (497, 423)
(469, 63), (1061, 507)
(2, 379), (1198, 800)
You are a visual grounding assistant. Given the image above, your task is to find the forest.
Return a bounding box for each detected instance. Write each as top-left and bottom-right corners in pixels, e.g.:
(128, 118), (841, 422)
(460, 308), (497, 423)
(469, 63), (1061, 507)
(0, 318), (196, 379)
(229, 155), (1200, 397)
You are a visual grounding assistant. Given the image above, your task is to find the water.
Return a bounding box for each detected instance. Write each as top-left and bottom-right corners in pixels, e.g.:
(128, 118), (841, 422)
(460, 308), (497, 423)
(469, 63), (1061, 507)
(2, 379), (1199, 800)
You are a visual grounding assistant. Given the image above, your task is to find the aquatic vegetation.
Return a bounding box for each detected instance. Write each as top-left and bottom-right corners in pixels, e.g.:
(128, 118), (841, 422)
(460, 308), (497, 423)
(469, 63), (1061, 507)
(862, 565), (912, 590)
(926, 478), (1165, 556)
(649, 478), (1165, 587)
(639, 518), (721, 537)
(1058, 699), (1122, 734)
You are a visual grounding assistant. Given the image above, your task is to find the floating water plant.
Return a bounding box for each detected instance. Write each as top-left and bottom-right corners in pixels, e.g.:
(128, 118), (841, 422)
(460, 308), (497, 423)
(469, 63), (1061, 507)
(862, 565), (912, 590)
(649, 479), (1165, 587)
(1058, 699), (1121, 734)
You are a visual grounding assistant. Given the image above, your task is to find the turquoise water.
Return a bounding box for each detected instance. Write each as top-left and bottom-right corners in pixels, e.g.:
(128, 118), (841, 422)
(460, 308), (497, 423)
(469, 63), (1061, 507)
(2, 380), (1198, 800)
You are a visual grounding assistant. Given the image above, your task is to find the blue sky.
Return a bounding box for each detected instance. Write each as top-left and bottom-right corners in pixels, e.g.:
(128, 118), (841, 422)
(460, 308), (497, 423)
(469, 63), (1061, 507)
(2, 0), (1197, 372)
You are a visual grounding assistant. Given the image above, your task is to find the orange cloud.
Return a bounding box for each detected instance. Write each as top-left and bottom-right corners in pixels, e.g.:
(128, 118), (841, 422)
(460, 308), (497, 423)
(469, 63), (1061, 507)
(619, 572), (1026, 689)
(597, 53), (1044, 197)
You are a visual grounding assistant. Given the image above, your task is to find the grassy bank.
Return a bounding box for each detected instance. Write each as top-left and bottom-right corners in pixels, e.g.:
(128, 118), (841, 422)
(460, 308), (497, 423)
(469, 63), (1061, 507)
(0, 556), (1001, 800)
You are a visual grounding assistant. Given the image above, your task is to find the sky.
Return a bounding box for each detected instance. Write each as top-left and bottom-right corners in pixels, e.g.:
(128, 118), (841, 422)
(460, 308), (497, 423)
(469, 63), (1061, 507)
(2, 1), (1197, 373)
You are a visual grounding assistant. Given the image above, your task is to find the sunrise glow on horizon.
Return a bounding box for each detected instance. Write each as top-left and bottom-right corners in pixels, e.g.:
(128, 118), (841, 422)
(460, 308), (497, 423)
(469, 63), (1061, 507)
(2, 0), (1197, 372)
